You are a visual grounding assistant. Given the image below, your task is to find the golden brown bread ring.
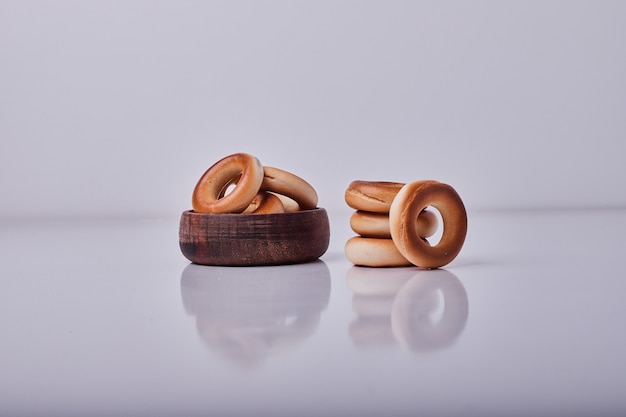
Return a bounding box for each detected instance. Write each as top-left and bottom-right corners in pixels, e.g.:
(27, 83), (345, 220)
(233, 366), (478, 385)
(214, 165), (316, 212)
(345, 181), (405, 213)
(260, 166), (318, 210)
(192, 153), (264, 214)
(389, 181), (467, 268)
(344, 236), (412, 267)
(242, 191), (285, 214)
(350, 209), (439, 239)
(217, 174), (301, 212)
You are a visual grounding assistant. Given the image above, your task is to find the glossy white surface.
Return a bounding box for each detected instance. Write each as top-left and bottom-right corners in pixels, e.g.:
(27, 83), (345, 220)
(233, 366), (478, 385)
(1, 208), (625, 416)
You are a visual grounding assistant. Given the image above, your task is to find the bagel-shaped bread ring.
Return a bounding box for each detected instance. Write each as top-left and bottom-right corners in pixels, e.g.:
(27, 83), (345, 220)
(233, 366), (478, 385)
(345, 236), (412, 267)
(192, 153), (264, 214)
(260, 166), (318, 210)
(350, 209), (439, 239)
(271, 193), (301, 213)
(242, 191), (285, 214)
(216, 167), (313, 212)
(350, 211), (391, 238)
(389, 180), (467, 268)
(345, 181), (404, 213)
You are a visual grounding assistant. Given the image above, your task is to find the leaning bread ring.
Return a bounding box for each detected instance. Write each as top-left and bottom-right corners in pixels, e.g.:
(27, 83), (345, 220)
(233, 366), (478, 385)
(191, 153), (264, 214)
(344, 236), (412, 268)
(242, 191), (286, 214)
(260, 166), (318, 210)
(350, 209), (439, 239)
(389, 180), (467, 268)
(345, 181), (405, 213)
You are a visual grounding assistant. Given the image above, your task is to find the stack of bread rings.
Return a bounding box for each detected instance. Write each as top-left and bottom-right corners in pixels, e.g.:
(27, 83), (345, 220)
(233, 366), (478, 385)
(344, 180), (467, 269)
(190, 152), (318, 214)
(179, 152), (329, 266)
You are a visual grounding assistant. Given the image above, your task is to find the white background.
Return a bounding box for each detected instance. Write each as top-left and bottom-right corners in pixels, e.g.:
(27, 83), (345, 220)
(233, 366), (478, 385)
(2, 0), (625, 219)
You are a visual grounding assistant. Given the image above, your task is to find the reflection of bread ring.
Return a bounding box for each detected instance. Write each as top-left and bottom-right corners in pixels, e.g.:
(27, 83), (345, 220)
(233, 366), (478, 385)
(345, 181), (404, 213)
(391, 269), (469, 352)
(350, 209), (438, 239)
(344, 236), (412, 267)
(261, 166), (318, 210)
(242, 192), (285, 214)
(192, 153), (264, 214)
(345, 266), (415, 295)
(389, 181), (467, 268)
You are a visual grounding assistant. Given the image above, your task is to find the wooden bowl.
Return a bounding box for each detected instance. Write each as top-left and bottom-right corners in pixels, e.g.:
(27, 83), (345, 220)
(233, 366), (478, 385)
(179, 208), (330, 266)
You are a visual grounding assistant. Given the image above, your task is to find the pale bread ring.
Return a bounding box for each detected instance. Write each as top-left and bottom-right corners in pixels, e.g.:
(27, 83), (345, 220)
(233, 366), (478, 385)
(242, 191), (285, 214)
(271, 193), (301, 213)
(345, 236), (412, 267)
(345, 181), (405, 213)
(350, 209), (439, 239)
(261, 166), (318, 210)
(389, 181), (467, 268)
(350, 211), (390, 238)
(192, 153), (264, 214)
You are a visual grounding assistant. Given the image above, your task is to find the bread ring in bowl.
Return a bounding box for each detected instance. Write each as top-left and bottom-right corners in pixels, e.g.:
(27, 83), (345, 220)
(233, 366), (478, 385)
(345, 236), (412, 267)
(192, 153), (264, 214)
(345, 181), (404, 213)
(389, 181), (467, 268)
(271, 193), (301, 213)
(217, 173), (301, 212)
(350, 209), (439, 239)
(242, 191), (285, 214)
(260, 166), (318, 211)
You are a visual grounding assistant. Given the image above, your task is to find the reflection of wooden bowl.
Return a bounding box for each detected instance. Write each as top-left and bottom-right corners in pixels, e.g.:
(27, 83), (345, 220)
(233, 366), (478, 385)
(179, 208), (330, 266)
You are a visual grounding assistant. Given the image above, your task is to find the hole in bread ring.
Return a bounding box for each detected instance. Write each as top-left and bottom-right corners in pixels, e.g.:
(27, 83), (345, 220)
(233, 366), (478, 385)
(389, 181), (467, 269)
(217, 173), (242, 199)
(344, 236), (412, 268)
(192, 153), (264, 214)
(260, 166), (318, 211)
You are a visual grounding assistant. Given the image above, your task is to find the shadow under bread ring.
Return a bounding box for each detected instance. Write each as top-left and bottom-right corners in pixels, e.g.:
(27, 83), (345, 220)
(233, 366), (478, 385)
(389, 180), (467, 268)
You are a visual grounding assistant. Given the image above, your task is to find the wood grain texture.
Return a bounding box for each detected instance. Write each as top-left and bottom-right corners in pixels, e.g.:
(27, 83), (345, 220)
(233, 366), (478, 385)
(179, 208), (330, 266)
